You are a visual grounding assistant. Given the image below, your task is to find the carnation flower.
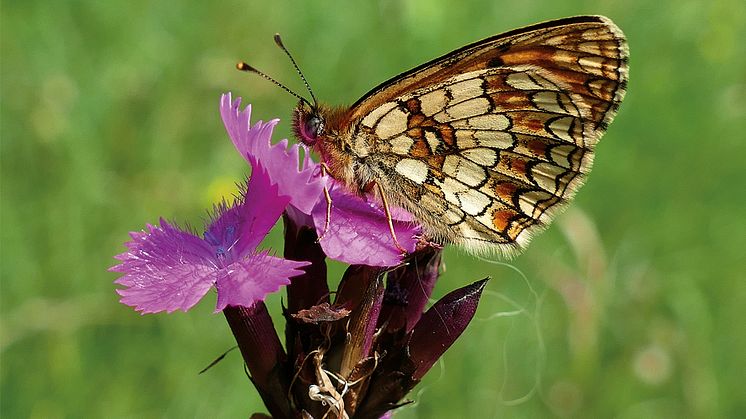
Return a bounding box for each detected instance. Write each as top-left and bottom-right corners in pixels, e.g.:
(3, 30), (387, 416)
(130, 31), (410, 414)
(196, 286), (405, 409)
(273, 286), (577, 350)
(113, 94), (489, 419)
(111, 113), (312, 313)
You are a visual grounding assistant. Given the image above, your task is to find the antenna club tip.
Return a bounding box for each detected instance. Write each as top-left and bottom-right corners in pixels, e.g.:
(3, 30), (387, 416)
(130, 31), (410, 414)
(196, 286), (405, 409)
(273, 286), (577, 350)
(236, 61), (254, 72)
(273, 33), (284, 47)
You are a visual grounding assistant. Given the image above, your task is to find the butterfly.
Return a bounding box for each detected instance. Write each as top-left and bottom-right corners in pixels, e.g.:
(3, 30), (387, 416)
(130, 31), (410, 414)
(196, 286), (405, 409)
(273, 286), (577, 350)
(241, 15), (628, 257)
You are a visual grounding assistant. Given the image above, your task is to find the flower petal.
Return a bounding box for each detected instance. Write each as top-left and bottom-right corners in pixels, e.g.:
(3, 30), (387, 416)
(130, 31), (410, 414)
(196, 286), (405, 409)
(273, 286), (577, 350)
(206, 164), (291, 258)
(311, 186), (421, 266)
(214, 251), (309, 311)
(220, 93), (326, 214)
(111, 220), (217, 314)
(241, 161), (291, 251)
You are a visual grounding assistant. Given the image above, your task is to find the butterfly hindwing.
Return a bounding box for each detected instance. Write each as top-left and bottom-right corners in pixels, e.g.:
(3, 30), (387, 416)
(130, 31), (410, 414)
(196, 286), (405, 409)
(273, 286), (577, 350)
(346, 16), (628, 254)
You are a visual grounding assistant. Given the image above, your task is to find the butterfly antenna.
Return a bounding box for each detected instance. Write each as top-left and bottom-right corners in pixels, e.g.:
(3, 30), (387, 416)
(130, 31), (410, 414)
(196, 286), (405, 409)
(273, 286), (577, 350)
(273, 33), (318, 108)
(236, 61), (312, 106)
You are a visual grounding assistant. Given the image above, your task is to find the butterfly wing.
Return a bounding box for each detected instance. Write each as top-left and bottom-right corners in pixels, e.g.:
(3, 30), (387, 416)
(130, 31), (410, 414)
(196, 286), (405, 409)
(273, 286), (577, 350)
(347, 15), (628, 255)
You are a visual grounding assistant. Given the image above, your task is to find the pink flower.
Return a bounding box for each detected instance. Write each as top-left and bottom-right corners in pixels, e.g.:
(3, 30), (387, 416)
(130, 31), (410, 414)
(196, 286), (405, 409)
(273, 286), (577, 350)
(221, 93), (422, 267)
(111, 123), (309, 314)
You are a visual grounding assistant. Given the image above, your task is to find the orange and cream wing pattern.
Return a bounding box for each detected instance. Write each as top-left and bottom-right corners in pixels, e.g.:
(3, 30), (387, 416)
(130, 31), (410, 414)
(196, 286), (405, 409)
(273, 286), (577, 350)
(351, 16), (628, 254)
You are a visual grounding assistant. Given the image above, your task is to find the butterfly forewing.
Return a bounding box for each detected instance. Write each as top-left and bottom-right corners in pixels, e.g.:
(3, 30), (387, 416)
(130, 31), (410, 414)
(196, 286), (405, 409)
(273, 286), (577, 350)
(344, 16), (628, 255)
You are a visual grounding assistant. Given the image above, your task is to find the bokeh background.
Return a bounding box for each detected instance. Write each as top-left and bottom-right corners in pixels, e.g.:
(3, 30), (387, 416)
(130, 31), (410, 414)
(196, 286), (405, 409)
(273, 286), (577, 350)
(2, 0), (745, 418)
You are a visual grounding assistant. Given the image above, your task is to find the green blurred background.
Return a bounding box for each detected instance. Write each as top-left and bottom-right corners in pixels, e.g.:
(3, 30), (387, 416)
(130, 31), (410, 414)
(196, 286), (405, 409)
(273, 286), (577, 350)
(2, 0), (745, 417)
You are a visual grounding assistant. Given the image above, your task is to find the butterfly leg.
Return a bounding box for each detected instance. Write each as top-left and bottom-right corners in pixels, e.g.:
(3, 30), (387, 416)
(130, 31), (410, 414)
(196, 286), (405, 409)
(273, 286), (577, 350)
(317, 163), (333, 242)
(375, 182), (408, 255)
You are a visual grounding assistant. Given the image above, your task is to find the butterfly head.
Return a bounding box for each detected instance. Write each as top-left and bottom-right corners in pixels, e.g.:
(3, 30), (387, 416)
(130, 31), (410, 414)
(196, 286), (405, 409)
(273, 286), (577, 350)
(293, 101), (325, 146)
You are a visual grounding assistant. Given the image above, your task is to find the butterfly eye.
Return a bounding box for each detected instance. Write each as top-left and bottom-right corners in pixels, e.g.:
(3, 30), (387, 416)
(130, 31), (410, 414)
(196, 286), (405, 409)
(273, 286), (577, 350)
(305, 115), (324, 139)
